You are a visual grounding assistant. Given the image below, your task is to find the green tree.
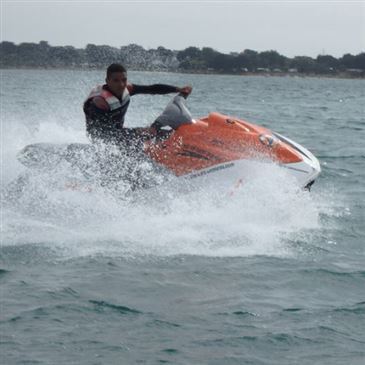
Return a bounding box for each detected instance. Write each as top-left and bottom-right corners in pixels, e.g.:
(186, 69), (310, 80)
(258, 50), (287, 69)
(291, 56), (317, 73)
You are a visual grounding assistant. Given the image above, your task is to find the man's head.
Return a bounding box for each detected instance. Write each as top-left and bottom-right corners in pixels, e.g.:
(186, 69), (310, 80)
(106, 63), (127, 97)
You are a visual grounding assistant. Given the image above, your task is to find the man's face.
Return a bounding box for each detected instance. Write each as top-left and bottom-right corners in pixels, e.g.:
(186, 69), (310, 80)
(106, 72), (127, 97)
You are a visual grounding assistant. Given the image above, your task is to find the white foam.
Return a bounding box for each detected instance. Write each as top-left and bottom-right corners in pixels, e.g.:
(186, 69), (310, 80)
(2, 135), (327, 260)
(1, 119), (87, 185)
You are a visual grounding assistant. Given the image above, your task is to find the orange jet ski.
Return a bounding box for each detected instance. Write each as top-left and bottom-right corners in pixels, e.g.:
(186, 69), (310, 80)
(16, 94), (320, 193)
(145, 94), (320, 190)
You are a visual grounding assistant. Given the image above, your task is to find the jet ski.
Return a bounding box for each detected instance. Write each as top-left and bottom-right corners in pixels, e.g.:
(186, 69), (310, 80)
(15, 94), (320, 194)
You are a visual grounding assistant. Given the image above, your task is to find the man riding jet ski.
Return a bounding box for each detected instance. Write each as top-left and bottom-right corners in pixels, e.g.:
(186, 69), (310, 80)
(17, 92), (321, 194)
(83, 63), (192, 147)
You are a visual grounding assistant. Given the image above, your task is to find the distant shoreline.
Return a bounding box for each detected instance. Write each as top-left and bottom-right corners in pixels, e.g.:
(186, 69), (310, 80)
(2, 41), (364, 80)
(1, 66), (364, 80)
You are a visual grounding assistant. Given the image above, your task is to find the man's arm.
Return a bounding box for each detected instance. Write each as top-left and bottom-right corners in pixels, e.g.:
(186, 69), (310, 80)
(129, 84), (192, 97)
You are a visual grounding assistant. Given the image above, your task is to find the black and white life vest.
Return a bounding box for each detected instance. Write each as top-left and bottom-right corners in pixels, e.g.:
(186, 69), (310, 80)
(83, 84), (131, 137)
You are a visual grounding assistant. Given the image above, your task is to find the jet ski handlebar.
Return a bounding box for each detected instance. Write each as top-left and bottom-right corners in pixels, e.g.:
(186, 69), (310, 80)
(151, 94), (193, 130)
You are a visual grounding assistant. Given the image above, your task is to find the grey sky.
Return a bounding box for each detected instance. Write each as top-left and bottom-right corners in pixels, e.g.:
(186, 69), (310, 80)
(2, 0), (364, 57)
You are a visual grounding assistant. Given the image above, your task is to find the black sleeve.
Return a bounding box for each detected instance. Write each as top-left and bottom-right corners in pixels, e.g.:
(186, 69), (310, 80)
(130, 84), (179, 96)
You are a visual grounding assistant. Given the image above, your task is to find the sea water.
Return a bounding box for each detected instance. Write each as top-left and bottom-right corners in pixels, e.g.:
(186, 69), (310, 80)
(1, 70), (364, 364)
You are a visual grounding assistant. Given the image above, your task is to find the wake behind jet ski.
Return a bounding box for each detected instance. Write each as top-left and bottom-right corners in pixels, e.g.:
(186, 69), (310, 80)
(16, 94), (320, 194)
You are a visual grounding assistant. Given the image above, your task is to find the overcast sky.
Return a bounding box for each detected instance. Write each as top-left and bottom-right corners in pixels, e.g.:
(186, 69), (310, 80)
(2, 0), (364, 57)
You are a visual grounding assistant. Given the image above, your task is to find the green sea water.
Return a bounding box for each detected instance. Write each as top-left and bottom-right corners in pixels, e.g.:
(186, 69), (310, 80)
(1, 70), (364, 364)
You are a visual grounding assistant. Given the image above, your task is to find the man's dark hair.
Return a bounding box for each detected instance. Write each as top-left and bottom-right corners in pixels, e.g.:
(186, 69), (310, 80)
(106, 63), (127, 78)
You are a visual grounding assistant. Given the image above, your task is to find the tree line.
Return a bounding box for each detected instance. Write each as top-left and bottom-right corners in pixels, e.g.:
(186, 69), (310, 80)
(1, 41), (364, 77)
